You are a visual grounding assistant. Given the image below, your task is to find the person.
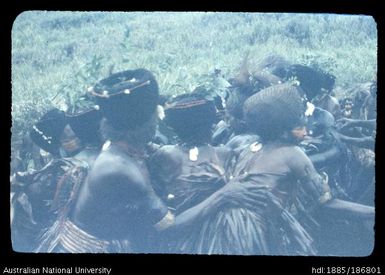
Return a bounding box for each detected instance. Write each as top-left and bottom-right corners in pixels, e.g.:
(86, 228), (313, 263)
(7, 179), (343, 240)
(156, 84), (311, 255)
(45, 68), (261, 253)
(335, 117), (375, 206)
(360, 79), (377, 121)
(150, 89), (283, 254)
(304, 110), (375, 254)
(225, 83), (374, 255)
(337, 80), (376, 141)
(260, 58), (341, 119)
(344, 81), (372, 120)
(211, 57), (267, 147)
(211, 61), (252, 146)
(148, 91), (230, 252)
(336, 118), (375, 150)
(340, 97), (354, 118)
(38, 69), (165, 253)
(35, 96), (103, 252)
(11, 108), (69, 251)
(335, 80), (376, 205)
(12, 95), (105, 252)
(301, 107), (351, 199)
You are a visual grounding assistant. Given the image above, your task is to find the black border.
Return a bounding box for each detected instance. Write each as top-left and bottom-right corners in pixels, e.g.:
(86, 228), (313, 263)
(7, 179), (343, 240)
(2, 0), (383, 273)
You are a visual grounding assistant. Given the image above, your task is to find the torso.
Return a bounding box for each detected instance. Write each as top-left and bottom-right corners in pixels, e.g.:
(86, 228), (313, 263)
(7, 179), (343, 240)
(149, 144), (229, 213)
(230, 142), (305, 209)
(71, 143), (167, 246)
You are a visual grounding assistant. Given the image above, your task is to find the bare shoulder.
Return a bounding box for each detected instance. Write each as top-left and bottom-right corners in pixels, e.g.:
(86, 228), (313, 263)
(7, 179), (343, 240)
(151, 144), (182, 165)
(157, 144), (180, 156)
(275, 145), (306, 158)
(277, 145), (312, 168)
(89, 150), (147, 191)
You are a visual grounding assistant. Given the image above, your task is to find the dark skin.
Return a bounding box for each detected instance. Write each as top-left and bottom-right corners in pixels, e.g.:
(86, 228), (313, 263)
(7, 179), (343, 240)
(225, 133), (260, 151)
(302, 133), (343, 170)
(337, 118), (376, 130)
(231, 134), (374, 221)
(74, 142), (268, 238)
(149, 142), (271, 234)
(72, 144), (168, 242)
(308, 144), (341, 168)
(71, 116), (266, 251)
(313, 94), (341, 119)
(12, 125), (85, 226)
(225, 134), (374, 255)
(336, 118), (376, 150)
(71, 115), (166, 245)
(11, 124), (95, 252)
(301, 108), (346, 169)
(150, 144), (228, 197)
(360, 91), (376, 120)
(336, 133), (375, 150)
(231, 141), (325, 207)
(150, 143), (266, 212)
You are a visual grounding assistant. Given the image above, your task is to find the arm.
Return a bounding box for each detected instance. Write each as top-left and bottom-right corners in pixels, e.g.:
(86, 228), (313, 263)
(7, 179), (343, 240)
(158, 188), (222, 233)
(337, 118), (376, 130)
(308, 145), (341, 168)
(337, 132), (374, 150)
(321, 199), (374, 220)
(290, 147), (332, 204)
(290, 147), (374, 219)
(159, 179), (271, 233)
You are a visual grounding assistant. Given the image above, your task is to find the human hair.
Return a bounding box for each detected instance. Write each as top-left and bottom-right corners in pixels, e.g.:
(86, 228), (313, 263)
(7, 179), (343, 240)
(164, 92), (217, 145)
(91, 68), (159, 131)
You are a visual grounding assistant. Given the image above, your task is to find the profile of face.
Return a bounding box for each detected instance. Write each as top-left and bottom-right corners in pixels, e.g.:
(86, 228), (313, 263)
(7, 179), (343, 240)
(291, 126), (307, 142)
(60, 125), (82, 155)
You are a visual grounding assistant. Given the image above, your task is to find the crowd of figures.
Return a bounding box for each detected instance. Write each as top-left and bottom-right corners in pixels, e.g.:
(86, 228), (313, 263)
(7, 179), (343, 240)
(11, 54), (376, 255)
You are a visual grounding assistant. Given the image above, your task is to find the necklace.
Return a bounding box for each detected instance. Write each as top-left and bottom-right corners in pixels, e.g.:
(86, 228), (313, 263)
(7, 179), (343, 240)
(180, 142), (213, 162)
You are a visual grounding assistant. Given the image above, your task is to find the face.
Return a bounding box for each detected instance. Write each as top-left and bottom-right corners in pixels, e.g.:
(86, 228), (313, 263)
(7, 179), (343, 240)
(291, 126), (307, 142)
(60, 125), (82, 155)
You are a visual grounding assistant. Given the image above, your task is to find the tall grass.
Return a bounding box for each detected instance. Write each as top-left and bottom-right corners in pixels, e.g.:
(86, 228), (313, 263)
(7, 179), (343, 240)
(11, 11), (377, 148)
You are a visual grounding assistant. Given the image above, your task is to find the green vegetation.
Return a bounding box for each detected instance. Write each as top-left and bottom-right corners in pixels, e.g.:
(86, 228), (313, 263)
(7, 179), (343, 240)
(11, 11), (377, 146)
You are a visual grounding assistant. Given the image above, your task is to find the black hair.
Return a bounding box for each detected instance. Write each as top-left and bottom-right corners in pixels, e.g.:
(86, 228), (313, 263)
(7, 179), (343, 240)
(92, 68), (159, 131)
(164, 91), (217, 145)
(65, 95), (102, 146)
(244, 84), (306, 141)
(286, 64), (336, 100)
(29, 108), (67, 156)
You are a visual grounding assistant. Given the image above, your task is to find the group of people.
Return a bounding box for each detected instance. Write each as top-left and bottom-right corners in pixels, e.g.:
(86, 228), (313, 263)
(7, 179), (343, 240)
(11, 55), (376, 255)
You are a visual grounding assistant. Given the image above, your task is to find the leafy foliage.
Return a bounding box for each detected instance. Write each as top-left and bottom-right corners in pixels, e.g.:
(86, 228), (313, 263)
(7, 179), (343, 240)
(11, 11), (377, 154)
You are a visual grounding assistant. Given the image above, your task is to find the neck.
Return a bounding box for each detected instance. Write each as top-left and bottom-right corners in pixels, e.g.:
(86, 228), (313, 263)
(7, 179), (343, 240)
(180, 139), (209, 149)
(112, 140), (148, 159)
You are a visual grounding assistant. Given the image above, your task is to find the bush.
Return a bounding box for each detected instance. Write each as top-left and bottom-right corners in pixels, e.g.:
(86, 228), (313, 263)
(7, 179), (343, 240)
(11, 11), (377, 157)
